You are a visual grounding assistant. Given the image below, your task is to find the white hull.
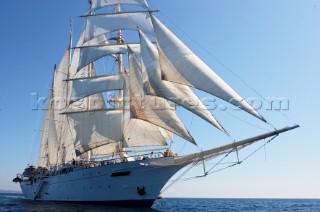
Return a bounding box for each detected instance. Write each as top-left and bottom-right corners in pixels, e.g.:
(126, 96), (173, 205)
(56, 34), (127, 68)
(19, 157), (184, 207)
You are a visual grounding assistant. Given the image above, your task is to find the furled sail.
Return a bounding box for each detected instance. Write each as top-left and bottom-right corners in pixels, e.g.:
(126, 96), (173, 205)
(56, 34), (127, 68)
(151, 15), (265, 122)
(90, 0), (149, 12)
(84, 12), (155, 42)
(67, 109), (123, 155)
(139, 30), (227, 134)
(129, 53), (195, 144)
(70, 74), (125, 103)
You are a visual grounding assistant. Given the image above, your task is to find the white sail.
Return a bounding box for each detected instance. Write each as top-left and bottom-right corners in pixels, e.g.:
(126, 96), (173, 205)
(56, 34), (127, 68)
(69, 66), (107, 110)
(139, 30), (227, 133)
(70, 33), (108, 75)
(158, 81), (226, 133)
(77, 44), (141, 71)
(77, 33), (115, 71)
(52, 49), (78, 164)
(84, 12), (154, 42)
(158, 127), (173, 141)
(129, 53), (195, 144)
(158, 47), (192, 86)
(53, 49), (70, 113)
(151, 15), (265, 122)
(70, 34), (83, 77)
(123, 119), (167, 147)
(82, 34), (109, 47)
(69, 33), (106, 111)
(91, 143), (119, 155)
(67, 109), (123, 155)
(90, 0), (149, 12)
(70, 74), (125, 104)
(38, 96), (59, 167)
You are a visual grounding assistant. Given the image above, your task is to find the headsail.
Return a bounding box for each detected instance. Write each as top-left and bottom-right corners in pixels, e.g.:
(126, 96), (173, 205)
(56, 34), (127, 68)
(129, 53), (195, 144)
(139, 30), (227, 134)
(151, 15), (265, 122)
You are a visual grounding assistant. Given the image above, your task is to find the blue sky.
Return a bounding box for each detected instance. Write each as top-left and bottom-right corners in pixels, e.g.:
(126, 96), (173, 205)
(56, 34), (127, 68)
(0, 0), (319, 198)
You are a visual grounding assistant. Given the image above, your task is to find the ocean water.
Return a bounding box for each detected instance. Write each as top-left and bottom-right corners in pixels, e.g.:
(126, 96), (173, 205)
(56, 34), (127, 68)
(1, 192), (320, 212)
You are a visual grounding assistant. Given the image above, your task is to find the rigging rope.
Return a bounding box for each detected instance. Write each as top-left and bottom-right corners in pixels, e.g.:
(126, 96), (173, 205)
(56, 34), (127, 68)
(28, 74), (54, 165)
(223, 110), (271, 132)
(160, 160), (200, 194)
(161, 135), (278, 193)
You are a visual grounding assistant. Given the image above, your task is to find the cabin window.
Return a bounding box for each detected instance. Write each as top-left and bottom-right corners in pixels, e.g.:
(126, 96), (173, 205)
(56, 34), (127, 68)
(111, 171), (131, 177)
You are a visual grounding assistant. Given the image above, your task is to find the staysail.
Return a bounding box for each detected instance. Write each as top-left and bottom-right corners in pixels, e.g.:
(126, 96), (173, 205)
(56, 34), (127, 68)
(139, 30), (227, 134)
(128, 53), (195, 144)
(150, 15), (265, 122)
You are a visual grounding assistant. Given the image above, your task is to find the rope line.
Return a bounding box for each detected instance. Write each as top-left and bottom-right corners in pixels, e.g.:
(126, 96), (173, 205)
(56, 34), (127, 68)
(160, 160), (200, 194)
(161, 135), (278, 193)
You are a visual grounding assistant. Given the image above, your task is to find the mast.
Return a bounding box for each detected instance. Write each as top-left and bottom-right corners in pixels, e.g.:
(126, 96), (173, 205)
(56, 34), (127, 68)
(87, 63), (92, 161)
(117, 3), (124, 106)
(117, 3), (125, 158)
(69, 19), (73, 63)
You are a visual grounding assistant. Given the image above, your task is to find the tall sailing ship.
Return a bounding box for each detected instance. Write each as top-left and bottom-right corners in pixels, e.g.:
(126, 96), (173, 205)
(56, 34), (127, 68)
(13, 0), (298, 208)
